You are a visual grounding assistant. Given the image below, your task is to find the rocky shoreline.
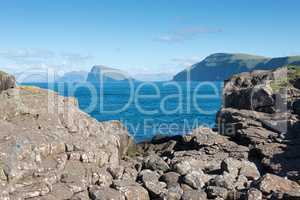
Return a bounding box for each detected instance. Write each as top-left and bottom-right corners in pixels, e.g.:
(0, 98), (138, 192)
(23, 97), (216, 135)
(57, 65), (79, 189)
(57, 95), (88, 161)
(0, 66), (300, 200)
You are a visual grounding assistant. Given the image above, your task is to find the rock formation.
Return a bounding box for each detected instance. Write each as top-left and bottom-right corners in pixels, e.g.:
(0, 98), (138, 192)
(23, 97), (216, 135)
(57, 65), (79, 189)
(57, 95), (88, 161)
(86, 65), (132, 84)
(0, 71), (16, 93)
(1, 66), (300, 199)
(0, 82), (134, 199)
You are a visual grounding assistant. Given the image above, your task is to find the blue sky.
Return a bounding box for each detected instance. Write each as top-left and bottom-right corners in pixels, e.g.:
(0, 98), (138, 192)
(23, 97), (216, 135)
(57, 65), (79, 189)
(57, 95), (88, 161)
(0, 0), (300, 78)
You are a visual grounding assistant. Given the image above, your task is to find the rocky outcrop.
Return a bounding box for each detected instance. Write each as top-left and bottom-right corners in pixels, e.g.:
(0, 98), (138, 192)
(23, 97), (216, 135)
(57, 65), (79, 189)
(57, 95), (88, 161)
(0, 80), (135, 199)
(86, 65), (132, 84)
(1, 66), (300, 200)
(215, 66), (300, 198)
(218, 67), (300, 180)
(0, 71), (16, 93)
(222, 68), (288, 113)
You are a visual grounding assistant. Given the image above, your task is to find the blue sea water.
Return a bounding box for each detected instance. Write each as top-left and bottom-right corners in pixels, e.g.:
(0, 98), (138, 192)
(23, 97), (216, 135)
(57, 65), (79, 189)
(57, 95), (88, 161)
(22, 81), (223, 142)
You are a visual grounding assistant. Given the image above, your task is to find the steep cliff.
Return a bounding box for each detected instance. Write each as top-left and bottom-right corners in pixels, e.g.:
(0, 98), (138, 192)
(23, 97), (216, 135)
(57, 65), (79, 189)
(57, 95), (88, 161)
(86, 65), (132, 84)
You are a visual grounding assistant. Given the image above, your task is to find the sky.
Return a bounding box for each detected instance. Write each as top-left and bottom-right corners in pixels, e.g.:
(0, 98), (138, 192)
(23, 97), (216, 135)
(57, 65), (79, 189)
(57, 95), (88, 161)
(0, 0), (300, 79)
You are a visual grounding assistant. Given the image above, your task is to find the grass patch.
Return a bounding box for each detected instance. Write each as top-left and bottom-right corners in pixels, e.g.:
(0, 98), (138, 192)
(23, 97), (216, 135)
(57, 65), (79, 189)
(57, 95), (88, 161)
(288, 65), (300, 80)
(270, 76), (289, 92)
(270, 65), (300, 92)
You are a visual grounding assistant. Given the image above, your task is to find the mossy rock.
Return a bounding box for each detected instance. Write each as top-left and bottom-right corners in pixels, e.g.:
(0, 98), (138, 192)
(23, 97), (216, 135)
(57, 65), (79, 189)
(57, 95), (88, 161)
(269, 65), (300, 92)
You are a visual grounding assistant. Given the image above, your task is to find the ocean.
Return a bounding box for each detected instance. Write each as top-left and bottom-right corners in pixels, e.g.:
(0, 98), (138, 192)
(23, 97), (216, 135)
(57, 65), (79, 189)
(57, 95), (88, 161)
(22, 81), (223, 142)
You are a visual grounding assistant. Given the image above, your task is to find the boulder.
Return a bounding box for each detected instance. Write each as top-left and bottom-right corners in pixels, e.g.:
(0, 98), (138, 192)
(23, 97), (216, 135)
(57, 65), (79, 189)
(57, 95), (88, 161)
(246, 188), (263, 200)
(143, 154), (170, 172)
(161, 172), (181, 188)
(89, 186), (124, 200)
(112, 180), (150, 200)
(139, 169), (166, 197)
(161, 185), (183, 200)
(0, 71), (16, 93)
(181, 190), (207, 200)
(211, 173), (235, 190)
(257, 174), (300, 194)
(183, 170), (208, 189)
(174, 160), (192, 175)
(206, 186), (228, 199)
(239, 160), (260, 180)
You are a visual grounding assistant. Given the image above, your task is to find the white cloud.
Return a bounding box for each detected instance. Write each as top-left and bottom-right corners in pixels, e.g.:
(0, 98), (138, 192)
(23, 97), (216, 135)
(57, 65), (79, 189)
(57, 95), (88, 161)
(0, 48), (55, 64)
(155, 26), (223, 44)
(0, 48), (94, 73)
(170, 56), (202, 67)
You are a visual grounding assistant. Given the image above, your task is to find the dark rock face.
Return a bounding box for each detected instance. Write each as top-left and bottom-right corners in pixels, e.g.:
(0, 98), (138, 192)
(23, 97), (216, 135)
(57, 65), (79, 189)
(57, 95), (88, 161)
(0, 71), (16, 93)
(223, 67), (289, 113)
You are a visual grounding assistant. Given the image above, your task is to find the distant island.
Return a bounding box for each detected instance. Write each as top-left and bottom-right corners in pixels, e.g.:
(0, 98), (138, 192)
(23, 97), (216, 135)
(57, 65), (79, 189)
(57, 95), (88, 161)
(173, 53), (300, 81)
(14, 53), (300, 83)
(86, 65), (133, 83)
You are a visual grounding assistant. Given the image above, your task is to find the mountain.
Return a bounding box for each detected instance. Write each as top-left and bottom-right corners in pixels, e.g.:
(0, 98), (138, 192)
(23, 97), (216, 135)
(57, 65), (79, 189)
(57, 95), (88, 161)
(86, 65), (132, 83)
(173, 53), (300, 81)
(58, 71), (88, 83)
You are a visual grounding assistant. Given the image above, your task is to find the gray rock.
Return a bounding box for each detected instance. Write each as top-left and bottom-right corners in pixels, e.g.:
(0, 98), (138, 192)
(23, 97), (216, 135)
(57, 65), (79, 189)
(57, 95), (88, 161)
(247, 188), (262, 200)
(258, 174), (300, 194)
(206, 186), (228, 199)
(183, 170), (208, 189)
(144, 181), (167, 197)
(139, 169), (160, 183)
(96, 168), (113, 187)
(239, 160), (260, 180)
(221, 158), (242, 177)
(144, 154), (170, 172)
(161, 172), (181, 188)
(211, 173), (235, 190)
(174, 160), (192, 175)
(0, 86), (132, 199)
(181, 190), (207, 200)
(112, 180), (150, 200)
(122, 166), (138, 181)
(283, 191), (300, 200)
(108, 165), (125, 180)
(161, 184), (183, 200)
(234, 175), (248, 190)
(0, 71), (15, 93)
(139, 169), (166, 197)
(70, 191), (90, 200)
(89, 186), (124, 200)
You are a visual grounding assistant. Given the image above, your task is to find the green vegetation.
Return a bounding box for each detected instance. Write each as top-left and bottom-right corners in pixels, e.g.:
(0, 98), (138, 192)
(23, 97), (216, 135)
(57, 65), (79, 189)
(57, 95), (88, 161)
(270, 65), (300, 92)
(288, 65), (300, 79)
(270, 76), (289, 92)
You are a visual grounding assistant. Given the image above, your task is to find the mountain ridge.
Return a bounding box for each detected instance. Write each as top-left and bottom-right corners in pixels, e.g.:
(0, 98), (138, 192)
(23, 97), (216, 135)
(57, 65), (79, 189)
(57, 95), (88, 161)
(173, 53), (300, 81)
